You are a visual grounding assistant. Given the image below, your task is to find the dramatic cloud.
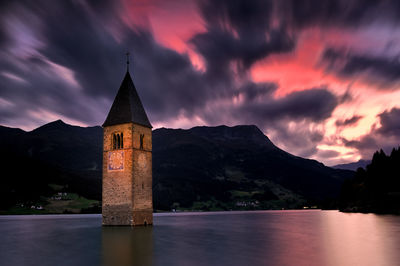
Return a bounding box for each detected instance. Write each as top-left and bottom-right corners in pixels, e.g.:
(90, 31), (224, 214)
(268, 120), (326, 158)
(0, 1), (206, 126)
(377, 108), (400, 137)
(322, 48), (400, 88)
(202, 84), (339, 157)
(280, 0), (400, 28)
(235, 82), (277, 101)
(316, 149), (341, 159)
(0, 0), (399, 164)
(193, 0), (295, 71)
(342, 135), (378, 155)
(335, 115), (363, 128)
(342, 108), (400, 158)
(239, 87), (337, 122)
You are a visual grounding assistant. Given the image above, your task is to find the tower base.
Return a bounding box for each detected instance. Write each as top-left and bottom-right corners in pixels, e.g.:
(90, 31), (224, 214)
(102, 204), (153, 226)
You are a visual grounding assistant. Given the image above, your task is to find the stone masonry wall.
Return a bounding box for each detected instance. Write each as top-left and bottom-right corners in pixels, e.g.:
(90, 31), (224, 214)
(132, 124), (153, 225)
(102, 122), (152, 226)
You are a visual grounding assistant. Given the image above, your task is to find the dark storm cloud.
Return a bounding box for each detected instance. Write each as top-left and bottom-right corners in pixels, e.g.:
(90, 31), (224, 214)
(0, 0), (305, 124)
(0, 0), (348, 158)
(0, 0), (123, 125)
(0, 23), (6, 46)
(279, 0), (400, 28)
(342, 135), (378, 151)
(335, 115), (363, 127)
(342, 108), (400, 158)
(339, 92), (352, 104)
(36, 1), (124, 98)
(127, 32), (205, 121)
(244, 87), (338, 157)
(192, 0), (295, 77)
(0, 0), (206, 125)
(198, 82), (339, 130)
(269, 120), (325, 158)
(189, 0), (340, 158)
(238, 87), (338, 122)
(321, 48), (400, 88)
(199, 0), (272, 30)
(377, 108), (400, 137)
(235, 82), (277, 101)
(317, 149), (340, 159)
(227, 85), (338, 158)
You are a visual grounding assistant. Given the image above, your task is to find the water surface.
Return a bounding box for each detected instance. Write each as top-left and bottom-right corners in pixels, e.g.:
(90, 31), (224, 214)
(1, 210), (400, 266)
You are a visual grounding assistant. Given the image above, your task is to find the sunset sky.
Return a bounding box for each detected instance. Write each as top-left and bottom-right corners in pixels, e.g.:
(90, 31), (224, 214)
(1, 0), (400, 165)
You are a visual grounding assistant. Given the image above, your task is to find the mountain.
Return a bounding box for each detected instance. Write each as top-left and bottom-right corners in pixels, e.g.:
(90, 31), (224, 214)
(0, 119), (103, 172)
(0, 121), (354, 213)
(0, 120), (103, 212)
(332, 160), (371, 171)
(153, 125), (354, 209)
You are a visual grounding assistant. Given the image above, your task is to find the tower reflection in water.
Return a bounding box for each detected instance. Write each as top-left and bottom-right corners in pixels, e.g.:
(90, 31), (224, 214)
(101, 226), (153, 266)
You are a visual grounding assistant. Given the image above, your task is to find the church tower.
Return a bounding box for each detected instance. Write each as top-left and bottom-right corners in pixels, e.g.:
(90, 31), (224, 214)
(102, 62), (152, 226)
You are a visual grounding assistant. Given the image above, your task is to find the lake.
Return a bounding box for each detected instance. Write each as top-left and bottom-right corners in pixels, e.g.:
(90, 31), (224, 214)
(1, 210), (400, 266)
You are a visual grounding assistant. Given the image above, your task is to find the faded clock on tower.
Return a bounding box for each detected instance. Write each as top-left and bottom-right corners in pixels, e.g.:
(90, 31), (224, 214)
(108, 151), (124, 171)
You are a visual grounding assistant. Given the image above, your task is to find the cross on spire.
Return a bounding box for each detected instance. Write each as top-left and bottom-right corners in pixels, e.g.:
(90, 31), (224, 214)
(126, 52), (130, 72)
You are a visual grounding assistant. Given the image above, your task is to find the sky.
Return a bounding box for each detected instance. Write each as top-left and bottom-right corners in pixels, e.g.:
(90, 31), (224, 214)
(0, 0), (400, 166)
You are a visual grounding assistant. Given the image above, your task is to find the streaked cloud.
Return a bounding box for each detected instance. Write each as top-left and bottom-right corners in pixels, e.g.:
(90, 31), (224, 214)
(0, 0), (399, 165)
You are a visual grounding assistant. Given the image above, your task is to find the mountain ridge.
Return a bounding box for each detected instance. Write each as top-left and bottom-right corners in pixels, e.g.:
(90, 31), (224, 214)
(0, 120), (354, 212)
(332, 159), (371, 171)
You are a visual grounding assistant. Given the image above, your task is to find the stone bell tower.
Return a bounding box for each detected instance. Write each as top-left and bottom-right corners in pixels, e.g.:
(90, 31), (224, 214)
(102, 57), (152, 226)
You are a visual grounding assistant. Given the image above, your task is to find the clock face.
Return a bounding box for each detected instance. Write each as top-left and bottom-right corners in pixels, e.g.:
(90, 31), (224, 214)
(108, 151), (124, 171)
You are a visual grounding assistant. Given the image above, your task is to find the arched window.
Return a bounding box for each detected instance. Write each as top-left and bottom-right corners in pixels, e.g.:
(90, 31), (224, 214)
(113, 134), (117, 150)
(112, 132), (124, 150)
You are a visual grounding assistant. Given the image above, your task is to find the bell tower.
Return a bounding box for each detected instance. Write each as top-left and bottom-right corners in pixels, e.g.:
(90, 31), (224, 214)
(102, 58), (152, 226)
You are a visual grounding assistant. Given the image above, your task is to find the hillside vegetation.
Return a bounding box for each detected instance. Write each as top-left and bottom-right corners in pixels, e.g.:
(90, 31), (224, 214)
(0, 120), (353, 214)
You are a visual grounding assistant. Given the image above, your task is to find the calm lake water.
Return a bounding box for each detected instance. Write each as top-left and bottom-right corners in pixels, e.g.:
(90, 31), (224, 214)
(1, 210), (400, 266)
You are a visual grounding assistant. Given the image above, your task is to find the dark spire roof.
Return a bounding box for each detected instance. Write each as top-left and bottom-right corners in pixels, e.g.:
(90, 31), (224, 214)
(103, 72), (152, 128)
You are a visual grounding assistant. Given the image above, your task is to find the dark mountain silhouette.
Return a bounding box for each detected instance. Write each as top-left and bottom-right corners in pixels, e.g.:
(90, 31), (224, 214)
(0, 120), (103, 211)
(339, 148), (400, 214)
(0, 120), (353, 212)
(332, 159), (370, 171)
(153, 125), (353, 209)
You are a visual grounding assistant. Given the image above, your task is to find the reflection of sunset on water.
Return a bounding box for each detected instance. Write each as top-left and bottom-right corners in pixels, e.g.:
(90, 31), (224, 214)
(320, 212), (400, 266)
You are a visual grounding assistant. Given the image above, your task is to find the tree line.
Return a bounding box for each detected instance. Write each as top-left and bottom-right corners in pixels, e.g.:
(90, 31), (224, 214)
(339, 147), (400, 214)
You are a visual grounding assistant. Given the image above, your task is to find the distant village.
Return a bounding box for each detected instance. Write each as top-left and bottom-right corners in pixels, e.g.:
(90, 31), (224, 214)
(28, 192), (69, 210)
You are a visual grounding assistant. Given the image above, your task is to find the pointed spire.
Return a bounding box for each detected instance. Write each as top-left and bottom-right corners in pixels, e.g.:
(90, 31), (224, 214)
(103, 71), (152, 128)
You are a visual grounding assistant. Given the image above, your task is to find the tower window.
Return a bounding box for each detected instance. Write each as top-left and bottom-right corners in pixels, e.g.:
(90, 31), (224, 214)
(140, 134), (144, 150)
(113, 134), (117, 150)
(112, 132), (124, 150)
